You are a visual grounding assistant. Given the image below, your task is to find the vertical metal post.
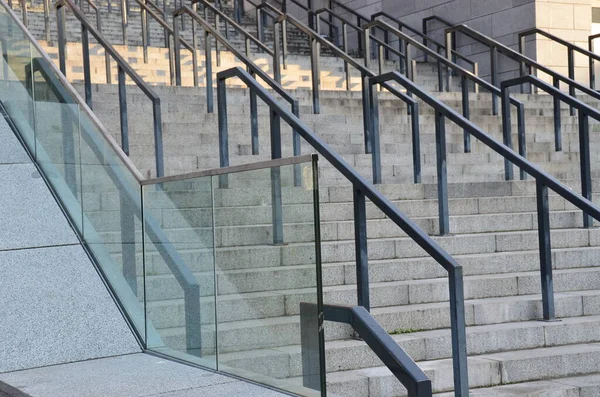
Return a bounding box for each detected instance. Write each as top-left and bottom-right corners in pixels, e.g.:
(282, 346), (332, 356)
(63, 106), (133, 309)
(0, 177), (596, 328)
(553, 76), (562, 151)
(490, 46), (498, 115)
(273, 20), (282, 84)
(141, 5), (148, 63)
(121, 0), (128, 44)
(282, 19), (288, 70)
(536, 180), (555, 321)
(448, 267), (470, 397)
(117, 66), (130, 156)
(411, 102), (421, 184)
(422, 18), (428, 63)
(519, 34), (527, 94)
(501, 87), (514, 181)
(217, 77), (229, 188)
(256, 8), (264, 48)
(435, 111), (450, 235)
(517, 103), (527, 180)
(437, 58), (444, 92)
(369, 80), (381, 184)
(205, 29), (214, 114)
(152, 98), (164, 178)
(363, 27), (371, 68)
(81, 25), (93, 110)
(578, 109), (592, 228)
(57, 5), (67, 76)
(43, 0), (50, 41)
(250, 71), (259, 155)
(270, 108), (284, 245)
(461, 75), (470, 153)
(353, 186), (370, 311)
(377, 44), (384, 78)
(173, 16), (182, 86)
(590, 38), (596, 90)
(362, 73), (372, 154)
(120, 194), (137, 295)
(20, 0), (28, 26)
(292, 100), (302, 187)
(343, 23), (350, 90)
(473, 63), (479, 93)
(310, 37), (320, 114)
(568, 48), (576, 116)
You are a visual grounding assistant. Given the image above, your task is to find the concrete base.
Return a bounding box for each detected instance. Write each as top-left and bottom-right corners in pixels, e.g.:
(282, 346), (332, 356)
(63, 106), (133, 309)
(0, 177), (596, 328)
(0, 353), (287, 397)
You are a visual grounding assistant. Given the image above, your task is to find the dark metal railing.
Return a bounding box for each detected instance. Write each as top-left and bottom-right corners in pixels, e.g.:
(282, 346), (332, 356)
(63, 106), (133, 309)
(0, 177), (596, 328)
(422, 15), (455, 63)
(56, 0), (165, 178)
(589, 32), (600, 89)
(136, 0), (198, 86)
(501, 74), (599, 228)
(173, 4), (303, 189)
(365, 19), (525, 159)
(518, 28), (600, 114)
(445, 24), (600, 117)
(219, 65), (466, 396)
(370, 71), (600, 330)
(300, 303), (432, 396)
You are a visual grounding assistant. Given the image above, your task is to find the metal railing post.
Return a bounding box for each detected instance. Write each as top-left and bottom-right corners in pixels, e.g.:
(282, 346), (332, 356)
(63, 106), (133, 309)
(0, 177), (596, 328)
(552, 76), (562, 151)
(141, 4), (149, 63)
(461, 75), (470, 153)
(43, 0), (50, 41)
(256, 8), (264, 49)
(81, 24), (93, 109)
(516, 102), (527, 180)
(435, 111), (450, 235)
(120, 194), (137, 295)
(217, 76), (229, 188)
(411, 102), (421, 184)
(353, 186), (370, 311)
(369, 81), (381, 184)
(448, 266), (469, 397)
(362, 73), (372, 154)
(205, 28), (214, 113)
(292, 99), (302, 187)
(519, 34), (527, 94)
(363, 27), (371, 68)
(117, 66), (130, 156)
(568, 47), (576, 116)
(249, 70), (259, 155)
(20, 0), (27, 26)
(500, 86), (514, 181)
(152, 98), (164, 178)
(536, 180), (555, 321)
(282, 18), (288, 70)
(343, 23), (350, 90)
(270, 108), (284, 245)
(490, 45), (498, 115)
(578, 109), (592, 228)
(173, 15), (182, 86)
(310, 36), (320, 114)
(273, 19), (282, 84)
(590, 37), (596, 90)
(56, 4), (67, 76)
(121, 0), (128, 44)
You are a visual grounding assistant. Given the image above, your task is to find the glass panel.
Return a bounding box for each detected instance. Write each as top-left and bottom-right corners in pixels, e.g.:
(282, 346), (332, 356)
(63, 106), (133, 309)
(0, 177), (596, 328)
(142, 175), (217, 370)
(79, 121), (146, 341)
(212, 158), (324, 396)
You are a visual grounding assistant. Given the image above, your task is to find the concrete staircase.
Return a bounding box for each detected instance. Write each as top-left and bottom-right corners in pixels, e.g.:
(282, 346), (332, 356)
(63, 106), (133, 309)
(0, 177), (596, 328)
(10, 0), (600, 396)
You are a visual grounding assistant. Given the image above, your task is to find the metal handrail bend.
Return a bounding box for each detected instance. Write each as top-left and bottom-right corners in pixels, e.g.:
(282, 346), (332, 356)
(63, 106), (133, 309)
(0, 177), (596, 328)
(56, 0), (165, 178)
(370, 71), (600, 329)
(422, 15), (456, 63)
(219, 65), (467, 396)
(445, 24), (600, 116)
(501, 74), (600, 226)
(519, 28), (600, 111)
(365, 19), (525, 155)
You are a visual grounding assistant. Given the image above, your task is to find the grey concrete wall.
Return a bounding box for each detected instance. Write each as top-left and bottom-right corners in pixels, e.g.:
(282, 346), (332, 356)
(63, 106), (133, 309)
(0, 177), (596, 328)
(0, 115), (140, 373)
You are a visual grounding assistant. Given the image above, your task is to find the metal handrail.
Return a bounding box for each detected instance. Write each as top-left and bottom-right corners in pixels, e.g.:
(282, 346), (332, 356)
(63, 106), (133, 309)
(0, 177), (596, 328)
(518, 28), (600, 109)
(589, 32), (600, 89)
(422, 15), (455, 63)
(173, 4), (302, 183)
(0, 0), (203, 353)
(501, 74), (599, 214)
(365, 19), (525, 156)
(56, 0), (165, 178)
(218, 65), (467, 397)
(317, 304), (432, 397)
(372, 11), (474, 68)
(135, 0), (198, 86)
(445, 24), (600, 116)
(140, 0), (168, 48)
(371, 70), (600, 328)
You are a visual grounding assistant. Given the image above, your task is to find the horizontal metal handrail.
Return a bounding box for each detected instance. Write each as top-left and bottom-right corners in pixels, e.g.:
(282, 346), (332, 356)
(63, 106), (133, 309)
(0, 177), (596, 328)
(518, 28), (600, 105)
(501, 74), (599, 222)
(445, 24), (600, 108)
(219, 64), (467, 396)
(56, 0), (165, 178)
(372, 11), (474, 67)
(319, 304), (432, 397)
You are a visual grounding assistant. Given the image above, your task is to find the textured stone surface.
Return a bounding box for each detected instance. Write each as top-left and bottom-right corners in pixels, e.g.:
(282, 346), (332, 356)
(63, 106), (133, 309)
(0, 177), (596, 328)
(0, 354), (287, 397)
(0, 245), (140, 373)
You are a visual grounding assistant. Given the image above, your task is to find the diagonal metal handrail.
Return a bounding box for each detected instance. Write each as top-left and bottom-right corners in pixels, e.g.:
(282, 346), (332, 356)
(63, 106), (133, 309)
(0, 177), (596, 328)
(56, 0), (165, 178)
(218, 65), (467, 397)
(135, 0), (198, 86)
(445, 24), (600, 117)
(518, 28), (600, 111)
(370, 70), (600, 328)
(173, 4), (303, 187)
